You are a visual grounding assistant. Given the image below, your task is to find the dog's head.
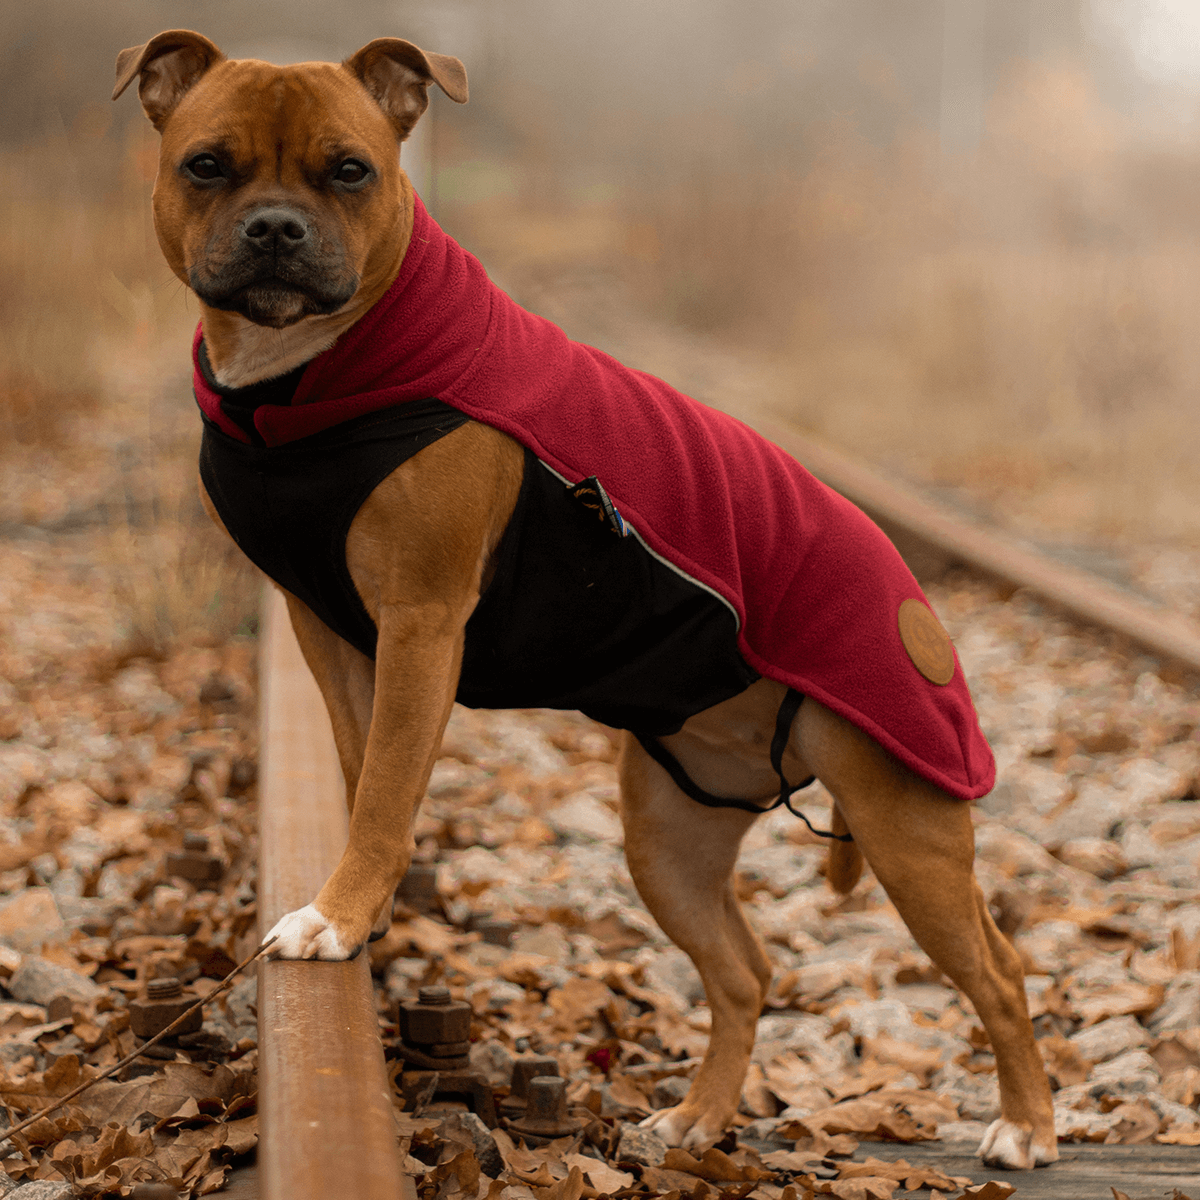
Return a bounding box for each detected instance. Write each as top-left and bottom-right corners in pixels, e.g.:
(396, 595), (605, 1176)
(113, 32), (467, 330)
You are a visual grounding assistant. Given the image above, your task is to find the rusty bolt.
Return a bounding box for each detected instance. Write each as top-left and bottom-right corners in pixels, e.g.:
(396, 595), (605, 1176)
(510, 1055), (560, 1102)
(396, 862), (440, 914)
(165, 833), (223, 887)
(527, 1077), (568, 1123)
(506, 1075), (586, 1139)
(46, 995), (76, 1023)
(478, 919), (515, 947)
(466, 911), (515, 947)
(397, 985), (471, 1053)
(129, 977), (203, 1040)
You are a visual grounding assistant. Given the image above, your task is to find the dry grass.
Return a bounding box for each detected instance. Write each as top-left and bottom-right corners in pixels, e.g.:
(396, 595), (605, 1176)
(445, 63), (1200, 547)
(0, 119), (260, 653)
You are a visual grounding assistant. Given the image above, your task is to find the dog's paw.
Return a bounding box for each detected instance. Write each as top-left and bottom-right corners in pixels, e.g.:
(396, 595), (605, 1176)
(978, 1118), (1058, 1169)
(639, 1105), (725, 1151)
(265, 904), (361, 960)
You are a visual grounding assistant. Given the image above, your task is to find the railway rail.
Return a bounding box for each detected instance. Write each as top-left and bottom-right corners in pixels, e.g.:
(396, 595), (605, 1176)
(250, 421), (1200, 1200)
(254, 589), (416, 1200)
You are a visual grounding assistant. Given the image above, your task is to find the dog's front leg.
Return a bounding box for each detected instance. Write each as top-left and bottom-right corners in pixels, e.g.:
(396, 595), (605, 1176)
(263, 422), (524, 961)
(284, 594), (399, 939)
(265, 599), (465, 959)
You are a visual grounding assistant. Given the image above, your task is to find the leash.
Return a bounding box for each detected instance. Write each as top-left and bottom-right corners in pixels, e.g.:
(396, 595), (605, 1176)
(635, 689), (854, 842)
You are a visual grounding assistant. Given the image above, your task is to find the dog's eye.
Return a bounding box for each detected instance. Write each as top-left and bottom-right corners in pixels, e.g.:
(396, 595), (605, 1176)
(333, 159), (370, 185)
(186, 155), (224, 181)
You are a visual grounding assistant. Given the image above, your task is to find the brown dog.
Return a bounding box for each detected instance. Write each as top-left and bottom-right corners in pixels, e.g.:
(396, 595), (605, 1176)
(113, 31), (1056, 1167)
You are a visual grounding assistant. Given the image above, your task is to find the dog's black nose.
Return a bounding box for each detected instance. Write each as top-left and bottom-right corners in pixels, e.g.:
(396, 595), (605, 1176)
(240, 207), (311, 252)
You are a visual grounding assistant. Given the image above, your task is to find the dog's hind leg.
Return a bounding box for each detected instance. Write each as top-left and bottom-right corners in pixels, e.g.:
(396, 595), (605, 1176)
(795, 698), (1057, 1170)
(618, 732), (772, 1150)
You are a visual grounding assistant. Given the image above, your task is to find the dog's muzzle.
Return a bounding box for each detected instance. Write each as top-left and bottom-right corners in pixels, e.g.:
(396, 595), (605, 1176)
(191, 204), (359, 328)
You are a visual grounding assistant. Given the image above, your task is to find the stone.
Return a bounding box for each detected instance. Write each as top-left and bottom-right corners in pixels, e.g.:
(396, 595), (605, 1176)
(545, 794), (622, 843)
(8, 1183), (75, 1200)
(426, 759), (490, 799)
(1014, 919), (1086, 974)
(1055, 1106), (1122, 1141)
(738, 1116), (789, 1144)
(1055, 837), (1127, 879)
(511, 924), (572, 964)
(1119, 822), (1161, 871)
(902, 1024), (974, 1064)
(737, 844), (819, 894)
(7, 956), (102, 1006)
(1169, 904), (1200, 941)
(469, 1039), (516, 1086)
(932, 1062), (1001, 1121)
(1147, 1094), (1200, 1128)
(652, 1075), (691, 1109)
(1069, 1015), (1150, 1063)
(224, 976), (257, 1038)
(0, 1041), (40, 1069)
(1089, 1049), (1160, 1092)
(0, 889), (66, 952)
(111, 665), (179, 719)
(935, 1120), (990, 1145)
(615, 1122), (667, 1168)
(1111, 758), (1190, 807)
(974, 826), (1059, 875)
(885, 983), (956, 1017)
(440, 1111), (503, 1178)
(832, 997), (914, 1040)
(1043, 783), (1126, 846)
(753, 1013), (855, 1075)
(638, 946), (704, 1008)
(466, 979), (526, 1013)
(1148, 971), (1200, 1034)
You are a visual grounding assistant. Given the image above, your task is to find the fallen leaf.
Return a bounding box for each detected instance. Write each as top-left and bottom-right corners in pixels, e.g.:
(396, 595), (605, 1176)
(838, 1158), (971, 1191)
(859, 1035), (946, 1085)
(1103, 1100), (1161, 1144)
(663, 1147), (772, 1182)
(1157, 1122), (1200, 1146)
(807, 1176), (897, 1199)
(1038, 1034), (1091, 1088)
(548, 978), (614, 1032)
(531, 1164), (586, 1200)
(563, 1152), (633, 1195)
(1071, 981), (1164, 1025)
(794, 1098), (937, 1142)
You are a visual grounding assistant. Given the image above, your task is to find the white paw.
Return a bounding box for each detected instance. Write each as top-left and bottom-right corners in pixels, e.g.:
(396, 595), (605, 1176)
(265, 903), (359, 960)
(639, 1105), (723, 1151)
(978, 1118), (1058, 1169)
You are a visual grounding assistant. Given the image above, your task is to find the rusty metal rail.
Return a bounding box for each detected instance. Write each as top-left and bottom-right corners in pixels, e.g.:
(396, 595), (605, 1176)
(257, 587), (414, 1200)
(751, 415), (1200, 676)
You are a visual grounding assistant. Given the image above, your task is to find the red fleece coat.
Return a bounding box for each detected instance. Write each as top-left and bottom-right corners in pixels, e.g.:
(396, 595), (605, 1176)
(193, 196), (995, 801)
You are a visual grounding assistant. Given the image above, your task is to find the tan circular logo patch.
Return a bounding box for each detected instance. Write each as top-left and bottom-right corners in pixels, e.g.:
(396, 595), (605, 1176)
(898, 598), (956, 685)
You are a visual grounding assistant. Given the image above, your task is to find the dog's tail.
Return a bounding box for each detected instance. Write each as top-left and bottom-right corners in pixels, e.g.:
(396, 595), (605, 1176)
(824, 804), (863, 894)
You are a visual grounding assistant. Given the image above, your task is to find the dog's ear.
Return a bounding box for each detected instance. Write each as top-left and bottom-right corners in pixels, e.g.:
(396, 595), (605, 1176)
(112, 30), (225, 130)
(344, 39), (467, 140)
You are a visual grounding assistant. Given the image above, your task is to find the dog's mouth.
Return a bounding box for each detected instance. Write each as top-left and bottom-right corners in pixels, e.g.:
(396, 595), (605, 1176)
(191, 266), (359, 329)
